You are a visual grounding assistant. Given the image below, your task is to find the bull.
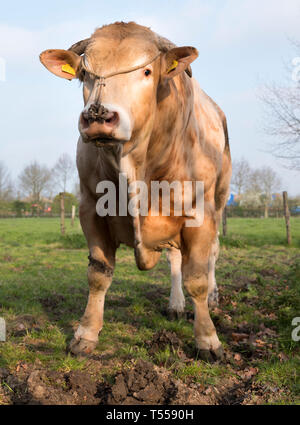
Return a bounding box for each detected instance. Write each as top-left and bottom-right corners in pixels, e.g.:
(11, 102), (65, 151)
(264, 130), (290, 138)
(40, 21), (231, 362)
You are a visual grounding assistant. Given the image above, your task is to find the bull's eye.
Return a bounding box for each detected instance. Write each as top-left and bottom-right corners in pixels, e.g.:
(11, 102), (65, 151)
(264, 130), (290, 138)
(144, 69), (151, 77)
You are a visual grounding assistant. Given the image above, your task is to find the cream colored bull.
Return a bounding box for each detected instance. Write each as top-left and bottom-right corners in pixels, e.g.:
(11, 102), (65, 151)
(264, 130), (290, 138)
(40, 21), (231, 362)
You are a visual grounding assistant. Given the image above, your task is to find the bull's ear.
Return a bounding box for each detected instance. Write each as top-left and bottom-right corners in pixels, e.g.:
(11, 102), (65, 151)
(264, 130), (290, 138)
(162, 46), (198, 80)
(39, 49), (81, 80)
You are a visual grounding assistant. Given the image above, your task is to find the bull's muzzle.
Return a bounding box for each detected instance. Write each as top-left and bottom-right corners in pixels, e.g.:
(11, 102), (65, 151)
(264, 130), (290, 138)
(79, 104), (120, 142)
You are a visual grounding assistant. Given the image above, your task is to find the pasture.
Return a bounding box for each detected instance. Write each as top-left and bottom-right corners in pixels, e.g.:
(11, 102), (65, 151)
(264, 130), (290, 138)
(0, 217), (299, 404)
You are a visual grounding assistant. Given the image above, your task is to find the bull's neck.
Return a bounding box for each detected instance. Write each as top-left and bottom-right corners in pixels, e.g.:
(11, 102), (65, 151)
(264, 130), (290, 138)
(146, 74), (194, 182)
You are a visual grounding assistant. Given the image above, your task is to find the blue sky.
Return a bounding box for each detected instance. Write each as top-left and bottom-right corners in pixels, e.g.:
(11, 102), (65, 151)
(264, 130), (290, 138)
(0, 0), (300, 194)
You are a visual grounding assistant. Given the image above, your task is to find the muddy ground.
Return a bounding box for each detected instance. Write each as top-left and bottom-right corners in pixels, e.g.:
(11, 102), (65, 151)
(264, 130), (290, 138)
(0, 330), (278, 405)
(0, 218), (299, 405)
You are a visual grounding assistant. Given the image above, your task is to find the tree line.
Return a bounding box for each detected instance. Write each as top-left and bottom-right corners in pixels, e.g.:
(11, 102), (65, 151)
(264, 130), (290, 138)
(231, 159), (299, 217)
(0, 153), (79, 216)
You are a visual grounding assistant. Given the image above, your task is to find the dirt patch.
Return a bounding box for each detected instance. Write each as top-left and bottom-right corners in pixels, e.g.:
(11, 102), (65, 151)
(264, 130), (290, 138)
(0, 358), (292, 405)
(0, 360), (216, 405)
(223, 274), (257, 292)
(100, 360), (215, 405)
(3, 255), (13, 262)
(216, 377), (275, 405)
(145, 330), (191, 364)
(39, 293), (66, 309)
(1, 367), (100, 405)
(7, 314), (43, 337)
(259, 269), (278, 278)
(144, 287), (168, 302)
(146, 330), (182, 355)
(106, 294), (131, 308)
(39, 293), (66, 319)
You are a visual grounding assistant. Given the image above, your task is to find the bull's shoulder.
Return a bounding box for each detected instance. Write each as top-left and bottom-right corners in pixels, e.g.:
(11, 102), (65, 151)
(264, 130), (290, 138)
(192, 79), (226, 126)
(191, 79), (227, 152)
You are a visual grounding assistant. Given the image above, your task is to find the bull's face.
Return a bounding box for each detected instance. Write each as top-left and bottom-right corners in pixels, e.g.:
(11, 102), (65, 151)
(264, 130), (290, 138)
(40, 33), (198, 149)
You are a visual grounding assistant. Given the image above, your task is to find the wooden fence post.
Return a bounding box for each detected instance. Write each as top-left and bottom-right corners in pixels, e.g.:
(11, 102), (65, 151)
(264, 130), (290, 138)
(282, 191), (291, 245)
(222, 206), (227, 237)
(71, 205), (75, 227)
(60, 192), (65, 235)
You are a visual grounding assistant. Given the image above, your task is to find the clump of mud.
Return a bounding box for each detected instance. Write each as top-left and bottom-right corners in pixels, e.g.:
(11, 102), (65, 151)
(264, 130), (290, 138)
(145, 329), (191, 364)
(102, 360), (177, 404)
(146, 330), (183, 356)
(101, 359), (212, 405)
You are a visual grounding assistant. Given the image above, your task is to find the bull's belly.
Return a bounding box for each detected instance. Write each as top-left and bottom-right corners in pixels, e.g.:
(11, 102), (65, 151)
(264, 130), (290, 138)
(140, 215), (183, 250)
(107, 214), (183, 250)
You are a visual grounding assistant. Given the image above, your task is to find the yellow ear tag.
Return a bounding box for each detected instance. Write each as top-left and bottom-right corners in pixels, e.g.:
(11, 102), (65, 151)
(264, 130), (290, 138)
(61, 64), (76, 76)
(167, 60), (178, 73)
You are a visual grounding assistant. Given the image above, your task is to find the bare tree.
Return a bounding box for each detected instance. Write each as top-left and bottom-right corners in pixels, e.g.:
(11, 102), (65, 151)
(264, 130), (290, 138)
(18, 161), (52, 202)
(260, 40), (300, 170)
(247, 166), (281, 217)
(0, 161), (13, 201)
(231, 158), (251, 195)
(53, 153), (75, 193)
(72, 180), (81, 202)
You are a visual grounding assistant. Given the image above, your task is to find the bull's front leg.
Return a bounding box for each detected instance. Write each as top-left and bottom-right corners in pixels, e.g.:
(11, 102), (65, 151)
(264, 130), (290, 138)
(69, 201), (116, 356)
(69, 257), (114, 356)
(182, 214), (224, 362)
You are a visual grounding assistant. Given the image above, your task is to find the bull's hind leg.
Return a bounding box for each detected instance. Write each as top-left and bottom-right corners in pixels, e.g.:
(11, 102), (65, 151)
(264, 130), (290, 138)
(181, 212), (223, 362)
(208, 236), (220, 309)
(167, 247), (185, 319)
(69, 202), (116, 356)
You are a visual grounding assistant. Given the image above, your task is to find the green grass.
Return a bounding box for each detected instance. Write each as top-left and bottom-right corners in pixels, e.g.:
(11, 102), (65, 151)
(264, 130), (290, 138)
(221, 217), (300, 248)
(175, 361), (231, 386)
(0, 217), (299, 404)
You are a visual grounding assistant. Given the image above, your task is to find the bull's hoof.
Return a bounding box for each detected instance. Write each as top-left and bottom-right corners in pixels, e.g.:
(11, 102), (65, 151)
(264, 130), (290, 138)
(197, 345), (224, 363)
(208, 287), (219, 309)
(68, 337), (98, 357)
(167, 309), (185, 321)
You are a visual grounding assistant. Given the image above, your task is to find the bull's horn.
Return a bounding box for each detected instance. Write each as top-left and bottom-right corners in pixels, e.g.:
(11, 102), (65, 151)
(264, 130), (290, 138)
(68, 38), (90, 55)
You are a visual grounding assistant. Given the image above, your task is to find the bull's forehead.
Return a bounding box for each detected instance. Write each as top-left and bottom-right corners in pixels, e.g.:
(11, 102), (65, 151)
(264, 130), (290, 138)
(84, 35), (158, 75)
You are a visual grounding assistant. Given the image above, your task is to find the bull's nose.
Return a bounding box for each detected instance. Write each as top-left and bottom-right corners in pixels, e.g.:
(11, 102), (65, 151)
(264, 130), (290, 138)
(80, 109), (119, 140)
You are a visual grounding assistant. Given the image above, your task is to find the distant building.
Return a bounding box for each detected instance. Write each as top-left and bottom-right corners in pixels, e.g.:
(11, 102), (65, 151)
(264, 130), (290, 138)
(226, 193), (238, 206)
(291, 206), (300, 215)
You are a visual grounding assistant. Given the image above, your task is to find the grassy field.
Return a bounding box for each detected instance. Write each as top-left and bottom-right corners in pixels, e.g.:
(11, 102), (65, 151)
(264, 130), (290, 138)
(0, 217), (299, 404)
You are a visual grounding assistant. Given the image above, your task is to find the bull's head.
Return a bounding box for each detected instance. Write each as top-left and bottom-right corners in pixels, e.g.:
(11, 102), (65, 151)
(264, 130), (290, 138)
(39, 23), (198, 149)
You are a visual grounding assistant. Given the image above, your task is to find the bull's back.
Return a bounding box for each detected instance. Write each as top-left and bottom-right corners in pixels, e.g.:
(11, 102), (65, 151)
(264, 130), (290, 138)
(192, 79), (226, 154)
(191, 78), (231, 212)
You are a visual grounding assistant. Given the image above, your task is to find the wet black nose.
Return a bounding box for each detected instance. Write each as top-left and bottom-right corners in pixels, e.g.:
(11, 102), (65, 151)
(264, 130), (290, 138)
(83, 103), (110, 123)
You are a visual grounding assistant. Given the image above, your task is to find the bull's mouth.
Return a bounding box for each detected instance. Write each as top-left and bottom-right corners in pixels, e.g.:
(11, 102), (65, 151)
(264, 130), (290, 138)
(82, 135), (126, 147)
